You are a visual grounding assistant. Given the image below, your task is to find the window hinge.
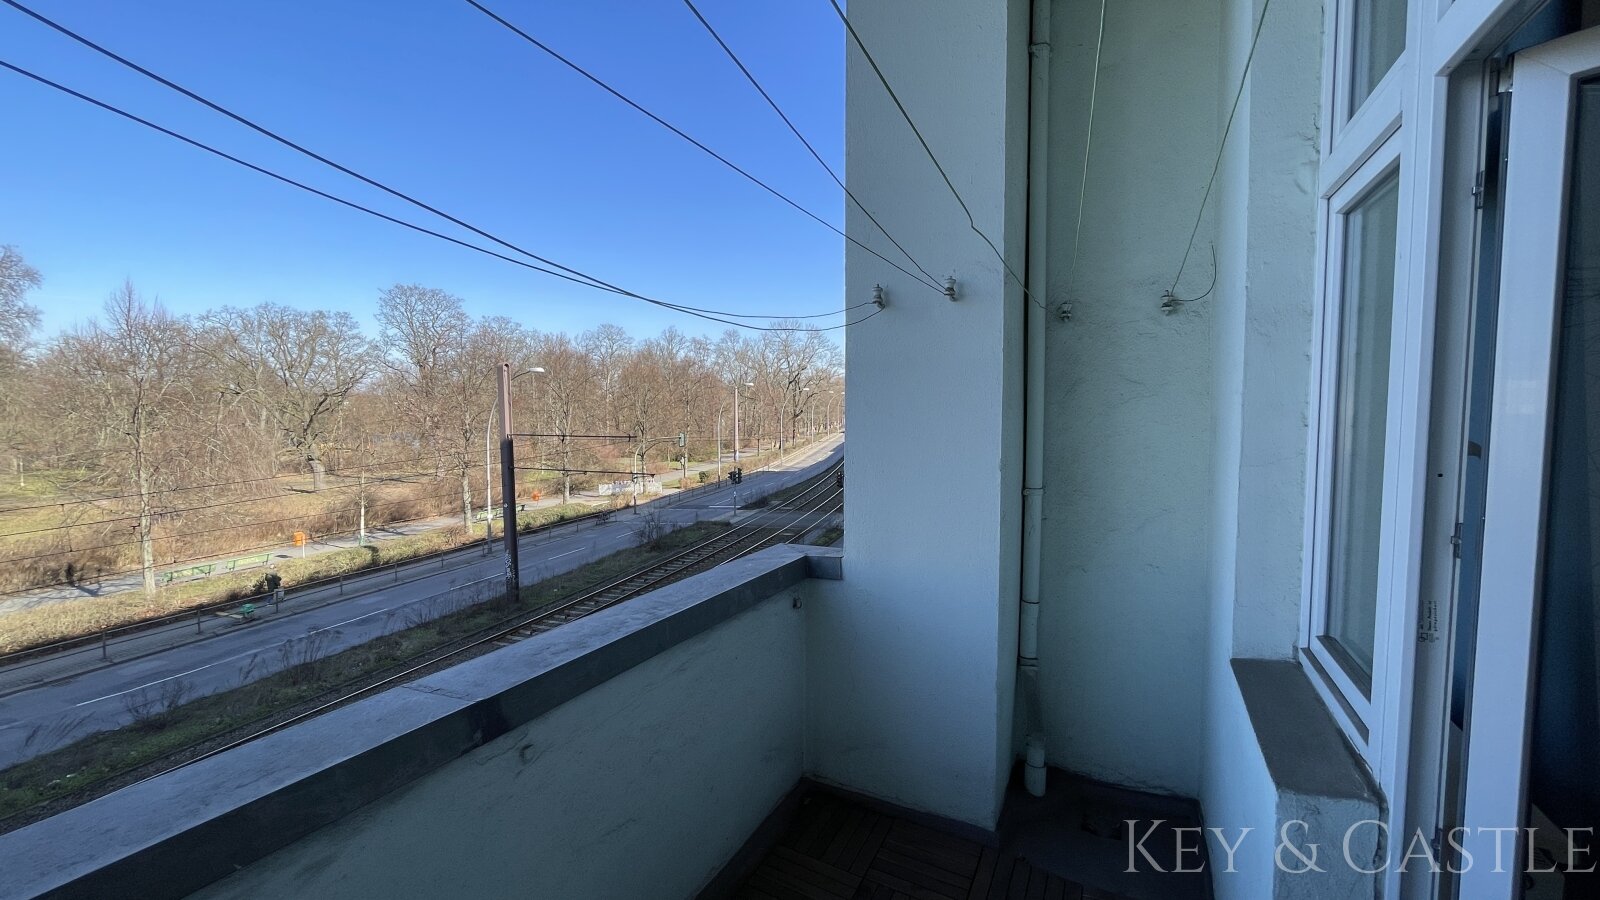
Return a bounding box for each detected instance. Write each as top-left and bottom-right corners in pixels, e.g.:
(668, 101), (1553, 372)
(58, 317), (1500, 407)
(1472, 171), (1486, 209)
(1450, 522), (1464, 558)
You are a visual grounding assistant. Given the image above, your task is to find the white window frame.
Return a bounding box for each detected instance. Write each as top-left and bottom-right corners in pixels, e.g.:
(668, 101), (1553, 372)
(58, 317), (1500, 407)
(1331, 0), (1412, 142)
(1308, 0), (1577, 897)
(1302, 129), (1411, 756)
(1302, 0), (1417, 769)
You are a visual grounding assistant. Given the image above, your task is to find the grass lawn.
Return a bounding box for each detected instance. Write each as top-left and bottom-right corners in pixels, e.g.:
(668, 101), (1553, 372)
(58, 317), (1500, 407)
(0, 520), (729, 828)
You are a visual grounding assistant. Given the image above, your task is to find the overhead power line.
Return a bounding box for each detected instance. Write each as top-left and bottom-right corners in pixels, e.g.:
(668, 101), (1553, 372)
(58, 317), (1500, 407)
(680, 0), (941, 289)
(0, 59), (872, 334)
(0, 4), (870, 333)
(460, 0), (944, 295)
(826, 0), (1042, 310)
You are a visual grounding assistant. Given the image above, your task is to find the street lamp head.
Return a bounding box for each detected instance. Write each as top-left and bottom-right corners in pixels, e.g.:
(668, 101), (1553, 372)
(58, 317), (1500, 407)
(742, 381), (755, 387)
(530, 366), (546, 373)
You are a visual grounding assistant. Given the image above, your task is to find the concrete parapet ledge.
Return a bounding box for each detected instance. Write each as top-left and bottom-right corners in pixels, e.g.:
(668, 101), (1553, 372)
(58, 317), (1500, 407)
(0, 544), (838, 900)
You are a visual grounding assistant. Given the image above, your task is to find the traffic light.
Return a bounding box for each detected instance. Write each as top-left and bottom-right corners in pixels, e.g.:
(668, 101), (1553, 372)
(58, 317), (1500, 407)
(677, 432), (687, 448)
(729, 468), (743, 485)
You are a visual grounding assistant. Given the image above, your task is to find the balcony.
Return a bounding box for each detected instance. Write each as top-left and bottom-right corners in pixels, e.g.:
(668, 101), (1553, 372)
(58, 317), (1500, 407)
(0, 544), (1209, 900)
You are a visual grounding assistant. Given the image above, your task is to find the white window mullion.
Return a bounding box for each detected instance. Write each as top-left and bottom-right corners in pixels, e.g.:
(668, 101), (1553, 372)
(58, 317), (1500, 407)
(1302, 0), (1416, 773)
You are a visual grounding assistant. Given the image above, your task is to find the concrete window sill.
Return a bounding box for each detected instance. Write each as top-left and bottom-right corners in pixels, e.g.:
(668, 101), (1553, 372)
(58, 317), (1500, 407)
(1231, 658), (1384, 898)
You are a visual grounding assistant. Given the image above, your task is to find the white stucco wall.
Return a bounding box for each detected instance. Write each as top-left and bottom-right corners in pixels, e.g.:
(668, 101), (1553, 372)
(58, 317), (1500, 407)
(1201, 0), (1322, 896)
(187, 592), (805, 900)
(816, 0), (1027, 828)
(1036, 0), (1221, 797)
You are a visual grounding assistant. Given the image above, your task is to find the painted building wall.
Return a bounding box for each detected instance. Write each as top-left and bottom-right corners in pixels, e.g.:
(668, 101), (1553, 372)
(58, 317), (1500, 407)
(188, 593), (805, 900)
(1036, 0), (1222, 797)
(828, 0), (1323, 860)
(1200, 0), (1323, 895)
(813, 0), (1029, 829)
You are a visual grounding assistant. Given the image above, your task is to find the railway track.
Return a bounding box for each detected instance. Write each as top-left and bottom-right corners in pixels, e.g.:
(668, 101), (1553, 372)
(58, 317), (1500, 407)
(0, 462), (844, 828)
(497, 464), (842, 642)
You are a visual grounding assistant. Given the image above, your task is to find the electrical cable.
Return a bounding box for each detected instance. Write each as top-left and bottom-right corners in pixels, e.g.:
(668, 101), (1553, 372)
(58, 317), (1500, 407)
(461, 0), (945, 296)
(1166, 0), (1273, 302)
(826, 0), (1043, 310)
(0, 60), (863, 335)
(1064, 0), (1107, 299)
(680, 0), (941, 290)
(0, 12), (863, 330)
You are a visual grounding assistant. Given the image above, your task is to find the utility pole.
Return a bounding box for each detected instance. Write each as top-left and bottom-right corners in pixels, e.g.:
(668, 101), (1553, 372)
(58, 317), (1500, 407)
(716, 409), (723, 481)
(497, 363), (520, 594)
(484, 416), (494, 542)
(358, 473), (367, 546)
(632, 446), (643, 514)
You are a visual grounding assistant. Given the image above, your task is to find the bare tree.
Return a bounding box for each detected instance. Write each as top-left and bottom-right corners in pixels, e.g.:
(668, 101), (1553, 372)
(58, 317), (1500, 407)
(0, 246), (41, 368)
(52, 283), (196, 596)
(580, 323), (632, 433)
(0, 247), (42, 482)
(535, 334), (599, 503)
(376, 284), (472, 521)
(12, 263), (845, 604)
(202, 304), (372, 490)
(376, 287), (536, 528)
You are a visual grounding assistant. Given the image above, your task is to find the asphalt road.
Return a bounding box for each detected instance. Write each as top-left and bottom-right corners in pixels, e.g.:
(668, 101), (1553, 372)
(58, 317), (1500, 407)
(0, 438), (842, 768)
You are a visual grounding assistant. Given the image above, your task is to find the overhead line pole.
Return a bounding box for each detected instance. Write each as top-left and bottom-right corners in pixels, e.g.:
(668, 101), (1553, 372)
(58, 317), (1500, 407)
(498, 363), (520, 594)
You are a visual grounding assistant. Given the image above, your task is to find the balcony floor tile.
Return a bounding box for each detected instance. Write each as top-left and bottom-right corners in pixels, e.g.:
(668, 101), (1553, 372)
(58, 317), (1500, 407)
(733, 790), (1130, 900)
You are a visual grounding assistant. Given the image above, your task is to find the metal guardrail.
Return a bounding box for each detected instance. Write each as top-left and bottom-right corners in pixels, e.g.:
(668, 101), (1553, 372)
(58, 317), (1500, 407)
(0, 505), (617, 674)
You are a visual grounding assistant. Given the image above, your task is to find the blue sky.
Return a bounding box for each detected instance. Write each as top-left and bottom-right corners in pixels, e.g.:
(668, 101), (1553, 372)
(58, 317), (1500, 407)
(0, 0), (848, 341)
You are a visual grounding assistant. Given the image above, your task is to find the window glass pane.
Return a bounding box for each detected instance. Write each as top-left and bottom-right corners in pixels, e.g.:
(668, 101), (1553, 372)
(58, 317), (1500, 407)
(1351, 0), (1407, 114)
(1327, 171), (1401, 683)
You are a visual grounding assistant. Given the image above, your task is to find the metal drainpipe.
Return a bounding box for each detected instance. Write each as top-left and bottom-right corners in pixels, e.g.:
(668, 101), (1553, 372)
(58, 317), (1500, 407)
(1019, 0), (1052, 798)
